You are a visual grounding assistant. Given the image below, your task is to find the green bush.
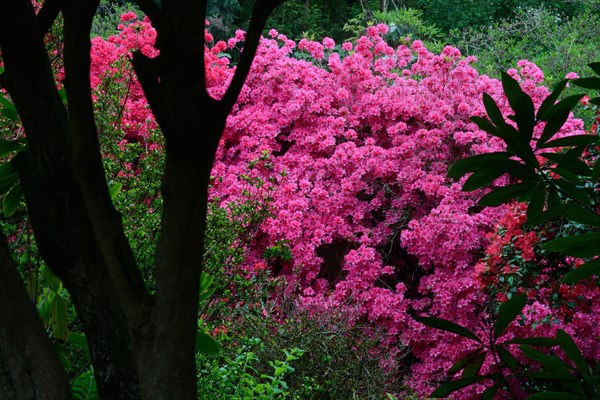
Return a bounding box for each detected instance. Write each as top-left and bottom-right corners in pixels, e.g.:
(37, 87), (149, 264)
(448, 7), (600, 84)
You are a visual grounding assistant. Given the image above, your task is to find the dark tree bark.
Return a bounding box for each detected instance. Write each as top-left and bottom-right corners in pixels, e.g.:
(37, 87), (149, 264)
(0, 0), (284, 399)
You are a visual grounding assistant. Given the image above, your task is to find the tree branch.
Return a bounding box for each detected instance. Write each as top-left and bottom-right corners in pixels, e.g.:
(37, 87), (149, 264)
(0, 1), (141, 397)
(220, 0), (285, 113)
(36, 0), (61, 35)
(62, 0), (149, 325)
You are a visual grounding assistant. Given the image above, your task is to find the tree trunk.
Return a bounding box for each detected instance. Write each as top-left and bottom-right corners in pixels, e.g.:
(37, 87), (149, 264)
(0, 0), (285, 398)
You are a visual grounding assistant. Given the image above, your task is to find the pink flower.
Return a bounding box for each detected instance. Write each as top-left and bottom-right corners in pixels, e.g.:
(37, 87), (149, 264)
(120, 11), (137, 22)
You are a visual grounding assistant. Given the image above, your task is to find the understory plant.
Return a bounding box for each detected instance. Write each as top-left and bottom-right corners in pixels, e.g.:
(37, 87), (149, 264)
(418, 67), (600, 398)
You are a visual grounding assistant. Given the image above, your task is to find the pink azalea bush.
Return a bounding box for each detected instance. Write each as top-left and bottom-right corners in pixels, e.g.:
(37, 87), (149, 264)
(87, 15), (599, 398)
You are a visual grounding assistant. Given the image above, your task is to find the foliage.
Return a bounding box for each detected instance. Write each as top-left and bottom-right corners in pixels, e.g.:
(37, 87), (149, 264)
(416, 0), (587, 32)
(448, 7), (600, 85)
(343, 7), (443, 50)
(204, 22), (594, 397)
(419, 68), (600, 397)
(92, 0), (142, 38)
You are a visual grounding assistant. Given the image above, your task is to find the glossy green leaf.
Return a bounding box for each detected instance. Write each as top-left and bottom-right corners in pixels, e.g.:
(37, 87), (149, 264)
(471, 116), (501, 137)
(461, 166), (508, 192)
(539, 135), (599, 149)
(448, 348), (485, 376)
(462, 352), (486, 378)
(498, 123), (539, 168)
(538, 95), (586, 147)
(195, 330), (220, 355)
(563, 258), (600, 284)
(482, 383), (502, 400)
(50, 294), (69, 341)
(588, 62), (600, 76)
(3, 183), (22, 217)
(0, 138), (25, 158)
(526, 184), (546, 221)
(483, 93), (505, 127)
(543, 232), (600, 258)
(593, 156), (600, 182)
(415, 316), (482, 343)
(573, 77), (600, 90)
(520, 346), (573, 377)
(495, 294), (526, 338)
(430, 376), (489, 398)
(525, 204), (577, 226)
(447, 152), (510, 178)
(556, 330), (587, 374)
(550, 167), (584, 185)
(537, 79), (568, 121)
(497, 345), (518, 371)
(478, 183), (535, 207)
(527, 392), (585, 400)
(563, 207), (600, 227)
(553, 179), (590, 205)
(501, 71), (535, 139)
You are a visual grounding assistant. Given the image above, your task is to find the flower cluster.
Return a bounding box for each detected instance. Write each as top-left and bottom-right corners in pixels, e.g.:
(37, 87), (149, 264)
(87, 17), (595, 397)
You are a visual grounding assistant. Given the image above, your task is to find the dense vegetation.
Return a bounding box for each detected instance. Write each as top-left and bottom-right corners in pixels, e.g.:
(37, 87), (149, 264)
(1, 0), (599, 399)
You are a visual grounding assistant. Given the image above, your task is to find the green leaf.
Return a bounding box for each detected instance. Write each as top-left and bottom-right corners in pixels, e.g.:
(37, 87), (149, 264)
(553, 179), (590, 205)
(461, 166), (507, 192)
(543, 232), (600, 258)
(49, 294), (69, 341)
(527, 392), (585, 400)
(537, 95), (585, 147)
(462, 352), (486, 378)
(519, 346), (573, 377)
(447, 152), (510, 178)
(573, 77), (600, 90)
(0, 96), (19, 122)
(430, 376), (489, 398)
(41, 265), (61, 292)
(478, 183), (535, 207)
(414, 316), (482, 343)
(588, 62), (600, 76)
(67, 332), (89, 349)
(537, 79), (568, 121)
(0, 138), (25, 158)
(539, 135), (599, 149)
(195, 330), (220, 355)
(54, 344), (71, 370)
(593, 156), (600, 182)
(483, 93), (505, 126)
(525, 204), (577, 226)
(495, 294), (526, 339)
(556, 330), (587, 375)
(563, 258), (600, 284)
(482, 383), (502, 400)
(448, 349), (485, 376)
(71, 369), (99, 400)
(471, 116), (501, 137)
(563, 207), (600, 227)
(501, 71), (535, 139)
(498, 123), (539, 168)
(108, 182), (122, 200)
(3, 183), (23, 217)
(497, 345), (518, 371)
(526, 184), (546, 221)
